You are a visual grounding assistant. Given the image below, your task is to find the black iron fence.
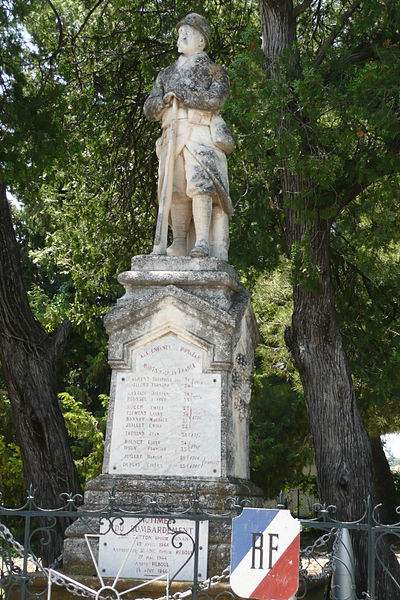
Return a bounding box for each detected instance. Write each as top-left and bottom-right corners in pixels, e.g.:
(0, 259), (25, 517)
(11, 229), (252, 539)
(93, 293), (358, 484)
(1, 487), (400, 600)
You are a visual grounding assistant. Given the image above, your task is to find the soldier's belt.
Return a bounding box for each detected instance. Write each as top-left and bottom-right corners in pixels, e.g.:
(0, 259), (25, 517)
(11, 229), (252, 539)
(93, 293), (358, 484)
(162, 107), (212, 128)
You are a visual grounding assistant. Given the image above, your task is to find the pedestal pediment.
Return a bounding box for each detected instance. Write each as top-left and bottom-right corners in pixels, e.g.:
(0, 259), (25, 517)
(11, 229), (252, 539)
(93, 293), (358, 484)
(105, 284), (238, 370)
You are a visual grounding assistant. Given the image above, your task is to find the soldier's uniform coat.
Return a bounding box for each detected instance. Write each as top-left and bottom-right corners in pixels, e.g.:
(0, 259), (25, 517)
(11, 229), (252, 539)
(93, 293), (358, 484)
(144, 52), (233, 217)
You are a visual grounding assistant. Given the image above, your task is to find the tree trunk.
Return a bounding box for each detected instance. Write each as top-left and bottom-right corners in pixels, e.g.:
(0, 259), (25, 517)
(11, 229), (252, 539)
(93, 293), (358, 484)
(283, 214), (375, 591)
(0, 184), (82, 564)
(258, 1), (400, 596)
(370, 435), (400, 524)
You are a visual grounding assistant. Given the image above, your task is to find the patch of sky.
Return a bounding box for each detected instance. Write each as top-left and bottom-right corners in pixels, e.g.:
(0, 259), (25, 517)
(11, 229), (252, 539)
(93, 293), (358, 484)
(383, 433), (400, 463)
(7, 189), (23, 210)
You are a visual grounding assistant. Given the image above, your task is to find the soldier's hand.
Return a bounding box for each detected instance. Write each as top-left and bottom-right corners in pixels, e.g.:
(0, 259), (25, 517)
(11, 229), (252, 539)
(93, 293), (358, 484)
(163, 92), (182, 106)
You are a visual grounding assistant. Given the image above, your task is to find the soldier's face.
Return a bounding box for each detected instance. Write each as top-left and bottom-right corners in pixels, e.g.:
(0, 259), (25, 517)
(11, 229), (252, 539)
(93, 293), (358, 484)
(177, 25), (204, 55)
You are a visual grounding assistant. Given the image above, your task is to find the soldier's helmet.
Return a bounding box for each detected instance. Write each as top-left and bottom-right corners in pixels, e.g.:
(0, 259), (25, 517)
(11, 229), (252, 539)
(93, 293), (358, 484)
(176, 13), (211, 50)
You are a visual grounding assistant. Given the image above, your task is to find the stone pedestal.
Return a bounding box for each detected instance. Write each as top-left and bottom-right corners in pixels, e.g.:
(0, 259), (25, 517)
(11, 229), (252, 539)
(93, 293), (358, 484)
(64, 256), (263, 577)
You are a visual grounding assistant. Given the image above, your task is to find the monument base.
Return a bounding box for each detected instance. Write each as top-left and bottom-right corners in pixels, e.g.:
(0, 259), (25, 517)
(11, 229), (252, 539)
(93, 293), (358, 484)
(63, 474), (263, 576)
(83, 473), (263, 508)
(64, 256), (263, 579)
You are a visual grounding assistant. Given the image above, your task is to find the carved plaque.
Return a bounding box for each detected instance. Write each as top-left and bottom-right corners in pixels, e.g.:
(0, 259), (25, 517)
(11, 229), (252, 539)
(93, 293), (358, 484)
(98, 517), (209, 581)
(108, 334), (221, 477)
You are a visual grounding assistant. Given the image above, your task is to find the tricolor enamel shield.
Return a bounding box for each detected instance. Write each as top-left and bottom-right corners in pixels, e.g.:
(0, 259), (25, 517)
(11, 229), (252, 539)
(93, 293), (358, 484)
(230, 508), (300, 600)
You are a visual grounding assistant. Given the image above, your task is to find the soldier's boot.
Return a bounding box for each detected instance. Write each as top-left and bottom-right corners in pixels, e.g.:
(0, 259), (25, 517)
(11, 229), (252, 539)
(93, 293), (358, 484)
(190, 194), (212, 258)
(210, 204), (229, 261)
(167, 197), (192, 256)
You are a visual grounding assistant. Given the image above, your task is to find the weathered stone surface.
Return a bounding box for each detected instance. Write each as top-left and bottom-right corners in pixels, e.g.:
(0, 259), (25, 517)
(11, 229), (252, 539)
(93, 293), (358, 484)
(112, 256), (244, 317)
(64, 255), (263, 578)
(144, 15), (234, 259)
(63, 536), (96, 577)
(102, 256), (258, 482)
(97, 517), (209, 581)
(83, 474), (262, 507)
(107, 334), (222, 477)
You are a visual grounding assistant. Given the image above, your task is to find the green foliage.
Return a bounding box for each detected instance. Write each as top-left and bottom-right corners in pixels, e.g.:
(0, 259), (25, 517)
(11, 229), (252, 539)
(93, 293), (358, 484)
(230, 1), (400, 452)
(391, 472), (400, 497)
(59, 392), (106, 484)
(290, 232), (322, 293)
(250, 375), (313, 497)
(225, 28), (286, 271)
(1, 0), (400, 502)
(240, 265), (313, 496)
(331, 177), (400, 436)
(296, 473), (319, 499)
(0, 2), (68, 185)
(0, 389), (25, 506)
(0, 388), (106, 504)
(27, 284), (70, 332)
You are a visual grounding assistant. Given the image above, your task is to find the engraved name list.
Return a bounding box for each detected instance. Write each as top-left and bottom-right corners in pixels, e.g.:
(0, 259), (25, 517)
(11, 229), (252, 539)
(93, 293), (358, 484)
(108, 334), (221, 477)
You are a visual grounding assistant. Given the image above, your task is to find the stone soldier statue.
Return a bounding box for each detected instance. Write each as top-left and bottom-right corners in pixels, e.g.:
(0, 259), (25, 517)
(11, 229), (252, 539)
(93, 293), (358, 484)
(144, 13), (234, 260)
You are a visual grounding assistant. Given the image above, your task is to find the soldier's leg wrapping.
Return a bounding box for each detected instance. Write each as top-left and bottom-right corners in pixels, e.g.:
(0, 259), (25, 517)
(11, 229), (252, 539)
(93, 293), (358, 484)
(167, 195), (192, 256)
(210, 204), (229, 261)
(167, 152), (191, 256)
(190, 194), (212, 258)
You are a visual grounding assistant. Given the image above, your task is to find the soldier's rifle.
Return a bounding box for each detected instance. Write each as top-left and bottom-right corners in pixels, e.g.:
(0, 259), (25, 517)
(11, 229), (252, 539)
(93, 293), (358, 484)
(152, 96), (178, 255)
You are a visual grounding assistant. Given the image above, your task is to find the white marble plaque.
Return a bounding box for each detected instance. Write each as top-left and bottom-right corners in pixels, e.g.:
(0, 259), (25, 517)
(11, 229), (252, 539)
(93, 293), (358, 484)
(108, 334), (221, 477)
(98, 517), (208, 581)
